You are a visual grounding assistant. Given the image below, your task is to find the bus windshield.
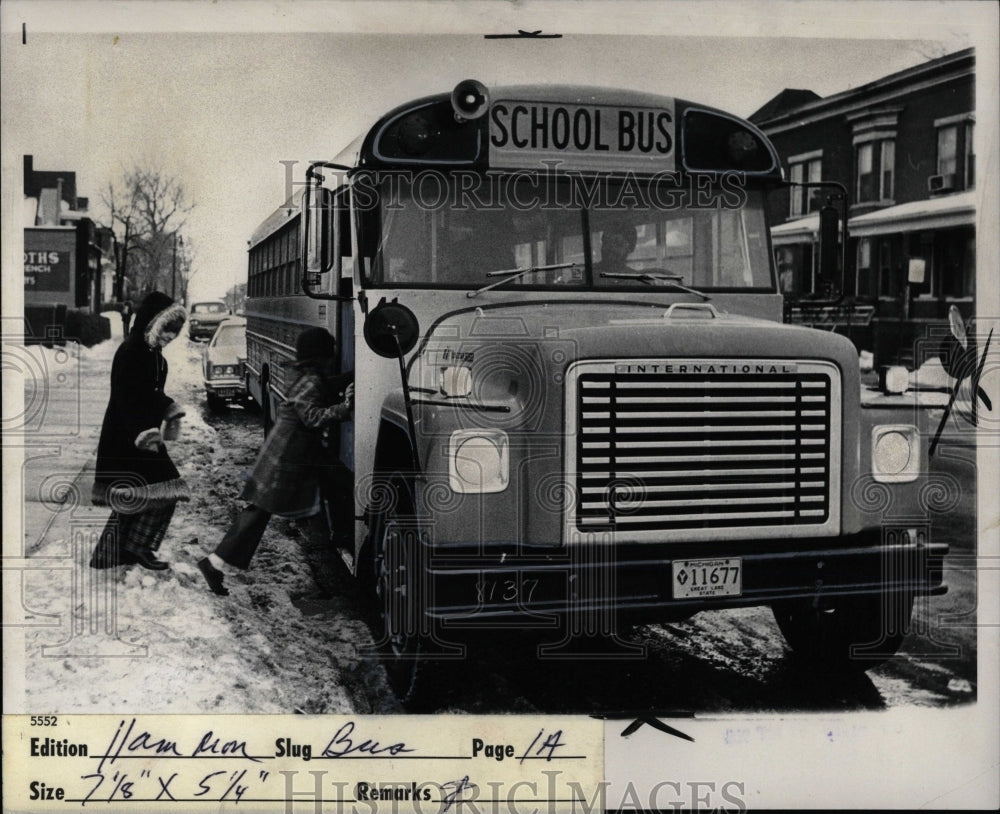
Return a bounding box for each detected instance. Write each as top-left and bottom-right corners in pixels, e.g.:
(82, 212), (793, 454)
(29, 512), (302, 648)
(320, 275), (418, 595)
(367, 174), (773, 291)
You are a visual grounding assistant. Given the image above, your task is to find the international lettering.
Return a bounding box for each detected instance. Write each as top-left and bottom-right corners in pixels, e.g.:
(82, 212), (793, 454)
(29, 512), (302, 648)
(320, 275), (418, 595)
(614, 363), (797, 375)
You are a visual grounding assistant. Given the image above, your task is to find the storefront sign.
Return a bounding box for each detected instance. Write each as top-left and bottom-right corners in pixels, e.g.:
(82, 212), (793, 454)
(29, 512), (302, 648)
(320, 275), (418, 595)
(24, 251), (71, 291)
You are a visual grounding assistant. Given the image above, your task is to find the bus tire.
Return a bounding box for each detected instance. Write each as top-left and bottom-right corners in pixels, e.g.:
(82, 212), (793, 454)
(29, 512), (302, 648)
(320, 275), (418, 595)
(245, 375), (261, 412)
(262, 373), (274, 436)
(370, 476), (434, 708)
(772, 592), (914, 671)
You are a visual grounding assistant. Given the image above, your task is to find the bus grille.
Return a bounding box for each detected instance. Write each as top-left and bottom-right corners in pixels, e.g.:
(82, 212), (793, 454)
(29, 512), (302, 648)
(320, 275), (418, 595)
(572, 363), (837, 535)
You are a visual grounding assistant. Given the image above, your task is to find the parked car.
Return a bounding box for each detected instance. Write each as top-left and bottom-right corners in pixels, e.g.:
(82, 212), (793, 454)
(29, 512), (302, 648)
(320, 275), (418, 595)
(188, 300), (230, 340)
(202, 317), (249, 412)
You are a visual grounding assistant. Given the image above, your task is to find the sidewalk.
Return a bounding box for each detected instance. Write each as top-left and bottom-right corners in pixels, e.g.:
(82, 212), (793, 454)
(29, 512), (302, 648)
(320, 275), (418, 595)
(20, 341), (113, 557)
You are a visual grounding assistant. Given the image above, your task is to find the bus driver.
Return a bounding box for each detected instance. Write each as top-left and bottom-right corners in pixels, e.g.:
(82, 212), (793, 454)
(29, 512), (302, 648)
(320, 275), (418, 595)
(595, 221), (638, 275)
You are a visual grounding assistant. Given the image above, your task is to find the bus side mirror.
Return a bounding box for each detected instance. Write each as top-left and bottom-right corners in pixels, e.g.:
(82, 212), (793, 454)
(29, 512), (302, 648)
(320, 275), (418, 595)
(305, 184), (331, 277)
(817, 204), (840, 293)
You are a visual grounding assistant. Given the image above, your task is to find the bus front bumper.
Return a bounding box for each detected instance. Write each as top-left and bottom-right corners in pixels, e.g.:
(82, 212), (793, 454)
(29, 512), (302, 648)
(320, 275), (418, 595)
(416, 530), (948, 624)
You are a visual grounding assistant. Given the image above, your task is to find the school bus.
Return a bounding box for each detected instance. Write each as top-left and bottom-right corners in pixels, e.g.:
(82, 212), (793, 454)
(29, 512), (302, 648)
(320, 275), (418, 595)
(245, 80), (948, 703)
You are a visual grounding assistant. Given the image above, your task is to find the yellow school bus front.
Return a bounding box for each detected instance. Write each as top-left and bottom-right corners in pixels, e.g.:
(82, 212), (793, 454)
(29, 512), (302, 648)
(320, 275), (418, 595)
(321, 83), (948, 682)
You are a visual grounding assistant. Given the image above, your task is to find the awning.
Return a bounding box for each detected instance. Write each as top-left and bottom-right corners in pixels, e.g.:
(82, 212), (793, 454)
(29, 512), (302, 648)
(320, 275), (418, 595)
(770, 213), (819, 246)
(847, 191), (976, 237)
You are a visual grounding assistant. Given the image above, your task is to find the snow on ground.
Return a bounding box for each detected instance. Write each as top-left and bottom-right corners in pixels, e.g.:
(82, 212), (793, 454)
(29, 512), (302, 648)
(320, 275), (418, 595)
(20, 334), (393, 714)
(15, 331), (981, 714)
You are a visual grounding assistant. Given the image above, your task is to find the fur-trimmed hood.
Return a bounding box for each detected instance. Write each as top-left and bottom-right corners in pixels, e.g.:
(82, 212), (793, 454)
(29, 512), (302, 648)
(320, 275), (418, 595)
(145, 303), (187, 346)
(131, 292), (186, 345)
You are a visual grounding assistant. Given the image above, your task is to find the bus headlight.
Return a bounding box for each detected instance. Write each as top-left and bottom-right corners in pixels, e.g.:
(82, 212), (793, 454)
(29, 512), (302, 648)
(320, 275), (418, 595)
(440, 366), (472, 397)
(872, 425), (920, 483)
(449, 429), (509, 493)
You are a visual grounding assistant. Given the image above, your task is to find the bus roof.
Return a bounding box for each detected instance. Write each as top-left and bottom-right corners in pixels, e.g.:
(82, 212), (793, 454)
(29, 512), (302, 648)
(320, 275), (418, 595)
(248, 190), (301, 250)
(358, 83), (782, 178)
(248, 83), (782, 248)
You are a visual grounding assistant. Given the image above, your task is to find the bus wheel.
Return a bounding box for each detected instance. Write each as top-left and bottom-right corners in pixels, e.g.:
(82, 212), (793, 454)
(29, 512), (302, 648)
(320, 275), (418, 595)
(245, 375), (261, 412)
(262, 377), (274, 436)
(772, 592), (914, 671)
(371, 477), (432, 707)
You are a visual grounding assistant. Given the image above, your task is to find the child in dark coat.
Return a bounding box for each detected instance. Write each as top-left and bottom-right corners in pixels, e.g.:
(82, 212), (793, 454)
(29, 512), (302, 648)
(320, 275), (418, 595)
(91, 291), (189, 570)
(198, 328), (353, 595)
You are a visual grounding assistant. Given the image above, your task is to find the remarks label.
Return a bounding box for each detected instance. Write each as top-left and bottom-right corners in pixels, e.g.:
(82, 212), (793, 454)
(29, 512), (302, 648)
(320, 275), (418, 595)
(5, 714), (603, 811)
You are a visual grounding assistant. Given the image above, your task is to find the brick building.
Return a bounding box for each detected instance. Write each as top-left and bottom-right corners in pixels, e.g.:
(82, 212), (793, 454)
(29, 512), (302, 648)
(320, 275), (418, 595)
(750, 48), (975, 365)
(23, 155), (115, 344)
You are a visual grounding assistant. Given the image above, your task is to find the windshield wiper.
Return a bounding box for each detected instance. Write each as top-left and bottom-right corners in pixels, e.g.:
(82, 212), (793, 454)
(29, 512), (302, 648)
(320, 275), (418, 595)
(599, 272), (711, 301)
(468, 262), (581, 298)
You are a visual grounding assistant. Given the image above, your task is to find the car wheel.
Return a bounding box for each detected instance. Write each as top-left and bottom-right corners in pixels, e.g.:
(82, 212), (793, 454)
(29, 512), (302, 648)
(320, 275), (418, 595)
(206, 393), (226, 413)
(772, 592), (914, 671)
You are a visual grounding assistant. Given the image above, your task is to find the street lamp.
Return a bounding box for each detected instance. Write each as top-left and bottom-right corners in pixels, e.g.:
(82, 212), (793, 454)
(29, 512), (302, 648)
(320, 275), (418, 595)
(171, 232), (183, 300)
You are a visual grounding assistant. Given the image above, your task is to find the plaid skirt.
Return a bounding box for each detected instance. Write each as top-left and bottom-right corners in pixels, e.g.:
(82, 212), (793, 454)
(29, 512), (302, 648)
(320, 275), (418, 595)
(90, 504), (176, 568)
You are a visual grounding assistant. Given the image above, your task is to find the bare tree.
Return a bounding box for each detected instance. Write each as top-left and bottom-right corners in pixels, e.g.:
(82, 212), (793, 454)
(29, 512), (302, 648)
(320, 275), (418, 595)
(101, 164), (195, 302)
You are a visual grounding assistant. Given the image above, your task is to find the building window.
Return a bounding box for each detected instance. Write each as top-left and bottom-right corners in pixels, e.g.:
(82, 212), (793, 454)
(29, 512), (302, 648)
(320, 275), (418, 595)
(848, 107), (901, 206)
(880, 140), (895, 200)
(964, 121), (975, 188)
(856, 143), (874, 202)
(939, 230), (975, 300)
(777, 247), (795, 294)
(909, 234), (934, 298)
(878, 239), (898, 299)
(933, 114), (974, 192)
(788, 153), (822, 217)
(855, 139), (894, 204)
(937, 126), (958, 176)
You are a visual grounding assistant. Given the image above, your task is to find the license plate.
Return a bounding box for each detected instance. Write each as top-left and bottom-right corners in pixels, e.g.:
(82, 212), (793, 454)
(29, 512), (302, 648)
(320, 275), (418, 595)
(672, 558), (742, 599)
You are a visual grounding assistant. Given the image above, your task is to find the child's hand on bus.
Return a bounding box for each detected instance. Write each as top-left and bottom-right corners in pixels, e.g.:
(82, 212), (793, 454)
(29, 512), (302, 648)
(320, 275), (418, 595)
(343, 382), (355, 408)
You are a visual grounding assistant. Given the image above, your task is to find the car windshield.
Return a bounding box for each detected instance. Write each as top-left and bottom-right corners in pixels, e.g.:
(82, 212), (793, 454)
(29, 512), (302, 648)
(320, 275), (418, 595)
(366, 174), (773, 291)
(193, 303), (226, 314)
(212, 326), (245, 348)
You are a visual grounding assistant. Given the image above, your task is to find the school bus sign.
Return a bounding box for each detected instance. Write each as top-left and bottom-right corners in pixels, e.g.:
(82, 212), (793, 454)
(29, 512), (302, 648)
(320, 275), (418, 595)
(489, 99), (675, 172)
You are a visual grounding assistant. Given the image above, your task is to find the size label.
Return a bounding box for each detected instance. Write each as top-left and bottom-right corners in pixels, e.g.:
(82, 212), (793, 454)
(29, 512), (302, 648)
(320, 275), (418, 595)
(4, 715), (603, 811)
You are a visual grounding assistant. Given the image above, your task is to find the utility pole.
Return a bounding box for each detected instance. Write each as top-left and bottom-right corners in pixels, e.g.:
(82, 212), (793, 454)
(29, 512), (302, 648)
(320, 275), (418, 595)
(116, 217), (130, 301)
(171, 232), (182, 300)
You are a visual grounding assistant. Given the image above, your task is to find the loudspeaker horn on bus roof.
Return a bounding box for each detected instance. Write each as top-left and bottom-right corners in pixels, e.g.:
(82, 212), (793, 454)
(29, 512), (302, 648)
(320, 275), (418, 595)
(451, 79), (490, 122)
